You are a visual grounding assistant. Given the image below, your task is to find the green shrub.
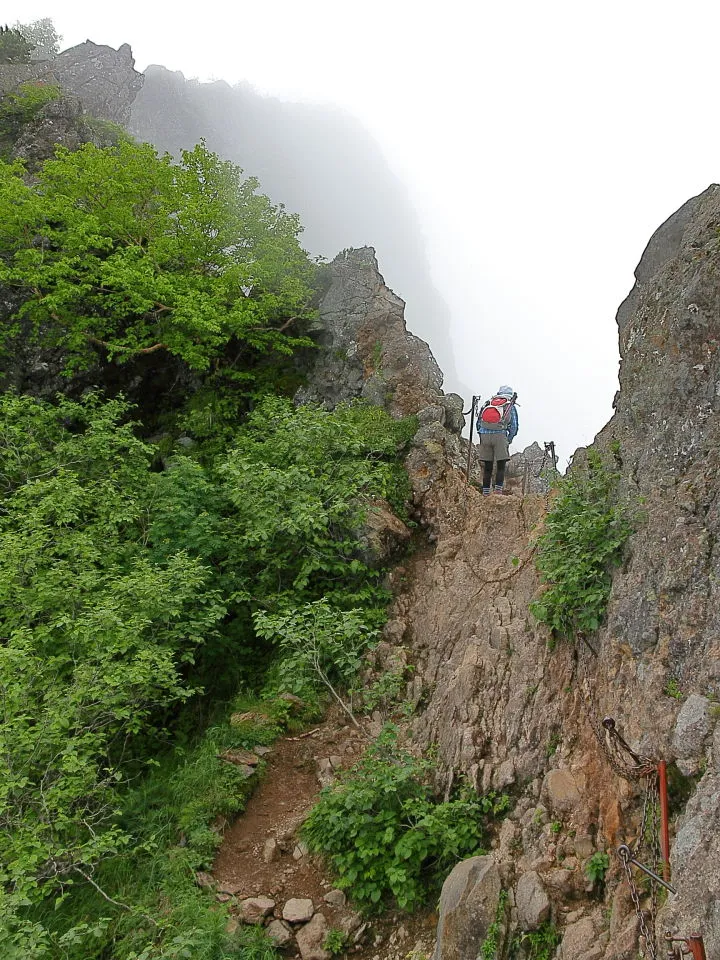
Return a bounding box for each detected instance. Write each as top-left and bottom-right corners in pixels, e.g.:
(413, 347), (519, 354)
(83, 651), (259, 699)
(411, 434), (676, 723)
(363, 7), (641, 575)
(663, 678), (683, 700)
(531, 449), (633, 639)
(584, 851), (610, 886)
(0, 140), (316, 372)
(323, 929), (348, 956)
(0, 392), (414, 956)
(0, 82), (61, 156)
(302, 726), (509, 912)
(511, 922), (561, 960)
(255, 600), (377, 707)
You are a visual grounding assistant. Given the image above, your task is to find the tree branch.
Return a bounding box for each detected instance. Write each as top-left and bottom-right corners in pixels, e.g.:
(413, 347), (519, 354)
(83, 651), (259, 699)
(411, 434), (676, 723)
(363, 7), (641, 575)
(87, 336), (168, 356)
(72, 866), (158, 925)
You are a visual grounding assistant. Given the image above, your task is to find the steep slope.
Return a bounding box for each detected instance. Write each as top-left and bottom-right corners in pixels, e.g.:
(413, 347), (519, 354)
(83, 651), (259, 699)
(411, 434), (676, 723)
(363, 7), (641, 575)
(386, 187), (720, 960)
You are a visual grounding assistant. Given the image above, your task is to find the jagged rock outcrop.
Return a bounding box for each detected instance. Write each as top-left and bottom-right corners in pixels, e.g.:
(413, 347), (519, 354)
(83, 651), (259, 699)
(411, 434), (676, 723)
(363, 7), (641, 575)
(593, 183), (720, 950)
(504, 441), (559, 495)
(5, 41), (144, 125)
(298, 247), (467, 507)
(298, 247), (444, 417)
(8, 93), (109, 167)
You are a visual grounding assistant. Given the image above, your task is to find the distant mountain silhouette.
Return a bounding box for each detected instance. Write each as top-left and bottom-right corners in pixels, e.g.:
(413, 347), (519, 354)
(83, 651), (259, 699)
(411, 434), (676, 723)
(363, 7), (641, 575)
(129, 65), (465, 394)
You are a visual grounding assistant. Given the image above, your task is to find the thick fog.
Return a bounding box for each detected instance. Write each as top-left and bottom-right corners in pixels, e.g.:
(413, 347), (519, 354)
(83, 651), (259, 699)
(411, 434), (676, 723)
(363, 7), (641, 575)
(9, 1), (720, 462)
(128, 67), (463, 394)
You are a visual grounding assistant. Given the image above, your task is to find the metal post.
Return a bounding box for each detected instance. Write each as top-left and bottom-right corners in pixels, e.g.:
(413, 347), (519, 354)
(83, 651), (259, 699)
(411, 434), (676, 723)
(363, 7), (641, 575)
(658, 760), (671, 880)
(687, 936), (707, 960)
(465, 396), (477, 484)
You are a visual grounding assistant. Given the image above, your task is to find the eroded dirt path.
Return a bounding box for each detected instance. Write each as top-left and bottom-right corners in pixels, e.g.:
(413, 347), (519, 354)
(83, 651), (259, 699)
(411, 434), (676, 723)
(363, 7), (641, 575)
(211, 710), (437, 960)
(212, 715), (364, 907)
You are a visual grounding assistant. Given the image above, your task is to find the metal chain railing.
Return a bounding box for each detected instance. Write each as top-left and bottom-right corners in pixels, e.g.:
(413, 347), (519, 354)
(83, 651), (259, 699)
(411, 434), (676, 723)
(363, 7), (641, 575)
(575, 644), (678, 959)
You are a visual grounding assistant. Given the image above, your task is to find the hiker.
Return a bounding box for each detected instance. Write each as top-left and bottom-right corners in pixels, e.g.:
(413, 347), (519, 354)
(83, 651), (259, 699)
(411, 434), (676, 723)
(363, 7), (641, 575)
(476, 385), (518, 495)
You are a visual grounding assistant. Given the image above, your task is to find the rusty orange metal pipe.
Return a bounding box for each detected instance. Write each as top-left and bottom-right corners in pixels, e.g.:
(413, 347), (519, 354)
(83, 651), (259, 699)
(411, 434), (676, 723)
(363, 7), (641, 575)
(658, 760), (671, 881)
(687, 936), (707, 960)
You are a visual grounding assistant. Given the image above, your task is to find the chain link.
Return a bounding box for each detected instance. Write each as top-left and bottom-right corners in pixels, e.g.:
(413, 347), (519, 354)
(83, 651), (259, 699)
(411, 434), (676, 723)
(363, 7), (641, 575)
(576, 646), (649, 780)
(620, 849), (658, 960)
(576, 645), (662, 959)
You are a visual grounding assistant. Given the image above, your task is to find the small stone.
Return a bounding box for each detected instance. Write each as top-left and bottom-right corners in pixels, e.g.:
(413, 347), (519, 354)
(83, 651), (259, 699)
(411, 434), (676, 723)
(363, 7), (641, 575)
(220, 748), (260, 767)
(216, 892), (233, 903)
(240, 897), (276, 924)
(267, 919), (295, 948)
(339, 912), (362, 935)
(218, 880), (244, 896)
(195, 871), (216, 889)
(323, 889), (346, 907)
(353, 922), (369, 944)
(293, 841), (309, 860)
(545, 769), (582, 813)
(573, 835), (594, 860)
(296, 913), (330, 960)
(226, 916), (240, 935)
(255, 745), (272, 756)
(328, 755), (344, 770)
(264, 838), (280, 863)
(672, 694), (711, 761)
(283, 898), (315, 923)
(558, 917), (597, 959)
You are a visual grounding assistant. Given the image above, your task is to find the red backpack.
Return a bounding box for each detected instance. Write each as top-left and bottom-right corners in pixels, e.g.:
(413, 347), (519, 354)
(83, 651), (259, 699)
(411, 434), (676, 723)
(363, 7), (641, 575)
(478, 395), (515, 428)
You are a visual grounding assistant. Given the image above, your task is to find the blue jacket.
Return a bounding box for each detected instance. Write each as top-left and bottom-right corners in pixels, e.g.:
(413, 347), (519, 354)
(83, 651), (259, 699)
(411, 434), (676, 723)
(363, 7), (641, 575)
(477, 403), (518, 444)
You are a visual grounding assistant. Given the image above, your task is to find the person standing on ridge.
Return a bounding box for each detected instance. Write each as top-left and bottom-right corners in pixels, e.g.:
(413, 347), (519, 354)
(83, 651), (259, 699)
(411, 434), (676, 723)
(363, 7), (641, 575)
(476, 385), (518, 495)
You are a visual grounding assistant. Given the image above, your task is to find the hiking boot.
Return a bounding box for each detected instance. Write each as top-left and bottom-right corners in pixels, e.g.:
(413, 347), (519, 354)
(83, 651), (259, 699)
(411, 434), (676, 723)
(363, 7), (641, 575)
(493, 485), (504, 494)
(482, 487), (491, 496)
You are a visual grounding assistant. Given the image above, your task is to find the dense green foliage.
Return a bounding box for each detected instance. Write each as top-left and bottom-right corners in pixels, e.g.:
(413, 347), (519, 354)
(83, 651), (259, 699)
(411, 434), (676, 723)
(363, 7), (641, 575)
(303, 726), (509, 912)
(0, 25), (33, 63)
(0, 122), (423, 957)
(0, 390), (415, 957)
(531, 449), (633, 639)
(0, 140), (316, 371)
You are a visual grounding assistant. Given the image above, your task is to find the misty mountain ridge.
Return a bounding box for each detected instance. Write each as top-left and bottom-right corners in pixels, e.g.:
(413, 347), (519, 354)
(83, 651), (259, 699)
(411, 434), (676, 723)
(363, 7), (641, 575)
(129, 62), (466, 395)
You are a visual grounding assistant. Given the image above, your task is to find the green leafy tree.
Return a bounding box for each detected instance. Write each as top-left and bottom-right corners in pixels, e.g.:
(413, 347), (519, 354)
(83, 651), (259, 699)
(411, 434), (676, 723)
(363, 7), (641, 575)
(0, 140), (316, 371)
(13, 18), (62, 59)
(0, 394), (225, 950)
(0, 389), (416, 955)
(0, 25), (34, 63)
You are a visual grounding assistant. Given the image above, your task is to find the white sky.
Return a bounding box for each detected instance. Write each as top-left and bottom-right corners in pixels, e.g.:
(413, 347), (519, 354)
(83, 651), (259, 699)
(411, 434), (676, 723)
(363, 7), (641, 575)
(8, 1), (720, 462)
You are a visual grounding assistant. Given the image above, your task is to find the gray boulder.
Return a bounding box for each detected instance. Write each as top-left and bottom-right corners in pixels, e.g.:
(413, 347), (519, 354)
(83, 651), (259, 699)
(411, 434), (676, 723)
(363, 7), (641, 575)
(515, 871), (551, 931)
(433, 856), (503, 960)
(672, 694), (712, 768)
(295, 913), (330, 960)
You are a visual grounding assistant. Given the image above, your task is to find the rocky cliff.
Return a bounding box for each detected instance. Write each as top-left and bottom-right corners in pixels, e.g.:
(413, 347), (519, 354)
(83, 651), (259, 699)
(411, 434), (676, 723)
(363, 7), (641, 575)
(373, 187), (720, 960)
